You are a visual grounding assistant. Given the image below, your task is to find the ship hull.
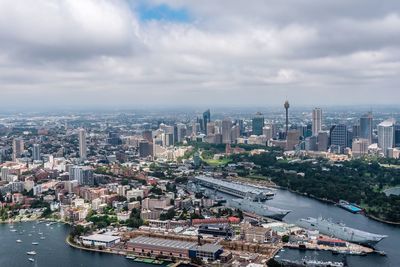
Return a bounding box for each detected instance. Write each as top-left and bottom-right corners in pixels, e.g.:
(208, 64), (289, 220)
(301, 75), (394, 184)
(228, 199), (290, 220)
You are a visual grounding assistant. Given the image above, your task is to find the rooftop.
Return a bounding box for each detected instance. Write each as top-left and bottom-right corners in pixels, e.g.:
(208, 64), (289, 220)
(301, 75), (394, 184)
(130, 236), (196, 250)
(81, 234), (120, 243)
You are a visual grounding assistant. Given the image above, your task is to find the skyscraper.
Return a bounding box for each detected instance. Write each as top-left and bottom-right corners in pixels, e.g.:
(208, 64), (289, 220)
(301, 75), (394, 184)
(252, 112), (264, 136)
(395, 124), (400, 147)
(378, 119), (395, 157)
(330, 124), (348, 153)
(360, 112), (373, 144)
(203, 109), (211, 135)
(32, 144), (40, 161)
(352, 138), (369, 158)
(79, 128), (87, 160)
(312, 108), (322, 136)
(222, 118), (232, 144)
(12, 138), (24, 161)
(286, 129), (300, 150)
(317, 131), (329, 152)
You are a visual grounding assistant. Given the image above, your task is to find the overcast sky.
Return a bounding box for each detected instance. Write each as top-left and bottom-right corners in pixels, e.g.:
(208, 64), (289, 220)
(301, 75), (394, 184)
(0, 0), (400, 110)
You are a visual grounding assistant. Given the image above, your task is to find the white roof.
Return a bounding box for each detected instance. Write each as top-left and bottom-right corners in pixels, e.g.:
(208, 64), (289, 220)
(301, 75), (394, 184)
(81, 234), (120, 243)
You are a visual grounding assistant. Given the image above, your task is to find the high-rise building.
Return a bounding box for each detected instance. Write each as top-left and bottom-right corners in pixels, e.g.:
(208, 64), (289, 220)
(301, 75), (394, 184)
(206, 122), (216, 135)
(352, 125), (361, 139)
(330, 124), (348, 153)
(252, 112), (264, 136)
(142, 130), (153, 143)
(378, 119), (395, 157)
(305, 136), (318, 151)
(317, 131), (329, 152)
(70, 166), (94, 186)
(79, 129), (87, 160)
(203, 109), (211, 135)
(222, 118), (232, 144)
(12, 138), (24, 161)
(286, 129), (300, 150)
(352, 138), (369, 158)
(107, 132), (122, 146)
(262, 126), (273, 140)
(175, 123), (187, 143)
(360, 112), (373, 144)
(230, 125), (240, 144)
(32, 144), (40, 161)
(312, 108), (322, 136)
(139, 140), (153, 158)
(1, 167), (9, 181)
(395, 124), (400, 147)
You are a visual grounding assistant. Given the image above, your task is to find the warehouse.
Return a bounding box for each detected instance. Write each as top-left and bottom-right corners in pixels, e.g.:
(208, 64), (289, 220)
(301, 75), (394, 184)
(81, 234), (120, 248)
(127, 236), (196, 259)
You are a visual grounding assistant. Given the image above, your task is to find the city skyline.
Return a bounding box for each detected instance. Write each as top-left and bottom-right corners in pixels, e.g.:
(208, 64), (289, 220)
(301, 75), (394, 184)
(0, 0), (400, 109)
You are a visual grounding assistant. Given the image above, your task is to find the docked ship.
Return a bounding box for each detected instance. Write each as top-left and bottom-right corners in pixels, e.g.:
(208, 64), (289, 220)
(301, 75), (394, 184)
(297, 217), (387, 246)
(228, 198), (291, 220)
(280, 258), (344, 267)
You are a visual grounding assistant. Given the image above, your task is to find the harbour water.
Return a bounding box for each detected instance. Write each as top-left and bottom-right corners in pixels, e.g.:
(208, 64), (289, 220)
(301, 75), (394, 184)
(212, 187), (399, 267)
(269, 189), (399, 267)
(0, 221), (162, 267)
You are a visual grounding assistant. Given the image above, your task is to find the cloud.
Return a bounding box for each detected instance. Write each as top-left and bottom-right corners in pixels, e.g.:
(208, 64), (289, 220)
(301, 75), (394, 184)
(0, 0), (399, 109)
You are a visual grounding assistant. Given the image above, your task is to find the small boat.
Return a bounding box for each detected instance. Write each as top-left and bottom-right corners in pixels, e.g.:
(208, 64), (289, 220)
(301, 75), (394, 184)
(126, 255), (136, 260)
(40, 237), (46, 240)
(16, 240), (22, 243)
(28, 258), (35, 262)
(32, 242), (39, 245)
(10, 229), (17, 232)
(27, 251), (37, 255)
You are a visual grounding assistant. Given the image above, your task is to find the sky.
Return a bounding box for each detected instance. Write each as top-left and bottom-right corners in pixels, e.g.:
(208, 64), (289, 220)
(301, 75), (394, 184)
(0, 0), (400, 110)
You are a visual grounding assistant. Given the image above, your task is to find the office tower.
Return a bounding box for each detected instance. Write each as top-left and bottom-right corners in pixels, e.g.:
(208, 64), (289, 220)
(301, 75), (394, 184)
(139, 140), (153, 158)
(175, 123), (187, 143)
(207, 122), (216, 135)
(312, 108), (322, 136)
(231, 125), (240, 144)
(142, 130), (153, 143)
(286, 129), (300, 150)
(236, 119), (245, 135)
(317, 131), (329, 152)
(107, 132), (122, 146)
(32, 144), (40, 161)
(300, 124), (312, 139)
(163, 133), (174, 147)
(330, 124), (348, 153)
(222, 118), (232, 144)
(305, 136), (318, 151)
(252, 112), (264, 136)
(262, 126), (273, 140)
(352, 125), (361, 139)
(12, 138), (24, 161)
(78, 129), (87, 160)
(395, 124), (400, 147)
(360, 112), (373, 144)
(284, 100), (290, 138)
(352, 138), (369, 158)
(378, 119), (395, 157)
(203, 109), (211, 135)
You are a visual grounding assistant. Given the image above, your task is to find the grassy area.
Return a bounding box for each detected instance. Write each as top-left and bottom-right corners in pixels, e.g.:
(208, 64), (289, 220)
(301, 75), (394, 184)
(203, 158), (232, 166)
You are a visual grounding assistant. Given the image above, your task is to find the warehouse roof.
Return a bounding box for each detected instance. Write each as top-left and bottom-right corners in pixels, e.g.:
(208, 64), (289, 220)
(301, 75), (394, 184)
(130, 236), (196, 250)
(81, 234), (120, 243)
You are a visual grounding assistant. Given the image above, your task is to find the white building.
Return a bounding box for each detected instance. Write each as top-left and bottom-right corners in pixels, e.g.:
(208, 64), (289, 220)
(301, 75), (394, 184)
(378, 119), (395, 157)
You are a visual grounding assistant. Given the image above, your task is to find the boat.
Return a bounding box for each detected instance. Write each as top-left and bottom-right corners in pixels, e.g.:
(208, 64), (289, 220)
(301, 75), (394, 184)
(228, 197), (291, 220)
(32, 242), (39, 245)
(297, 217), (387, 246)
(28, 258), (35, 262)
(337, 200), (362, 213)
(27, 251), (37, 255)
(10, 229), (17, 232)
(16, 240), (22, 243)
(126, 255), (136, 260)
(280, 258), (344, 267)
(40, 236), (46, 240)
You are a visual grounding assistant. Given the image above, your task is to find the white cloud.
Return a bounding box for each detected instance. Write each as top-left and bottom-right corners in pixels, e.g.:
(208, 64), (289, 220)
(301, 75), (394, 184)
(0, 0), (399, 109)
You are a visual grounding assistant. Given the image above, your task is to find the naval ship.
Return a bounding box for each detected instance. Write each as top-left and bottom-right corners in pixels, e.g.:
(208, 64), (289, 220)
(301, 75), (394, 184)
(228, 198), (291, 220)
(280, 258), (344, 267)
(297, 217), (387, 246)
